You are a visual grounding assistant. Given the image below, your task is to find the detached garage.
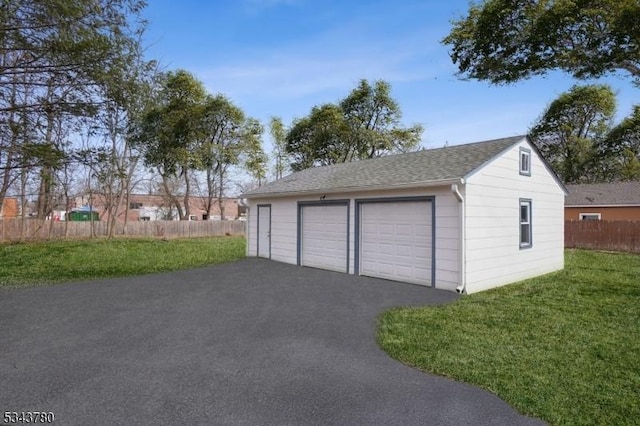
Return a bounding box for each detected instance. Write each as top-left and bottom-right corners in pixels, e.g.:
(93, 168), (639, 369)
(243, 135), (567, 294)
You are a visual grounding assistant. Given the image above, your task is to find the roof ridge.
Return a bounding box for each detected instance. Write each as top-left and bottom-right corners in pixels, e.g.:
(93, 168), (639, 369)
(283, 134), (527, 176)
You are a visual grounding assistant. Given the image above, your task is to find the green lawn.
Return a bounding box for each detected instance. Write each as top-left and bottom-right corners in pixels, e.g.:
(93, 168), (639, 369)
(0, 236), (246, 288)
(378, 250), (640, 426)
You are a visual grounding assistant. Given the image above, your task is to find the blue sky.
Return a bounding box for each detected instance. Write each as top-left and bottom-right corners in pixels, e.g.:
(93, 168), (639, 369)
(143, 0), (637, 150)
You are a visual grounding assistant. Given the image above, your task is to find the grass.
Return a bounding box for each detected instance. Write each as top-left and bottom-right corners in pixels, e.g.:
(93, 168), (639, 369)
(0, 236), (246, 288)
(378, 250), (640, 426)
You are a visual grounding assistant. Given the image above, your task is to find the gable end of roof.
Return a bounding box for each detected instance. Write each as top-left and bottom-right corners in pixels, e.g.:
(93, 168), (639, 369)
(243, 135), (550, 198)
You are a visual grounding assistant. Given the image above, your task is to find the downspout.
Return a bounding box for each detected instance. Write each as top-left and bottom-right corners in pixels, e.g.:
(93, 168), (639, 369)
(451, 180), (466, 294)
(238, 198), (249, 256)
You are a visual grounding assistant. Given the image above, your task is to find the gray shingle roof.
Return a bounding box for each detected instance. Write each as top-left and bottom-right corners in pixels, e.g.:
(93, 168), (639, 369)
(565, 181), (640, 206)
(244, 135), (527, 198)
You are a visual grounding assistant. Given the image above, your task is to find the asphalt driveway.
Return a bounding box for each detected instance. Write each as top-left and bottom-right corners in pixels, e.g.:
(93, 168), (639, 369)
(0, 258), (543, 425)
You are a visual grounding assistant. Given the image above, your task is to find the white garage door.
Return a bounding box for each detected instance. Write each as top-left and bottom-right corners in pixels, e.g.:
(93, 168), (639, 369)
(359, 201), (432, 286)
(301, 204), (348, 273)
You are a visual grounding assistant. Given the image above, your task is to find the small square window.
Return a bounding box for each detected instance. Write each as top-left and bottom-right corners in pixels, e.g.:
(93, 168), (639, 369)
(520, 199), (532, 248)
(520, 148), (531, 176)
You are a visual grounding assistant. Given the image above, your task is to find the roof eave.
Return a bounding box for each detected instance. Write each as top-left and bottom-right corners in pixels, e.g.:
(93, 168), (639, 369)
(243, 178), (465, 199)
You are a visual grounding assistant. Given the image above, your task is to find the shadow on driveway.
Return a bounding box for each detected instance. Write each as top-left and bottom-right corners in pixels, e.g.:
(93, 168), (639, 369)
(0, 258), (543, 425)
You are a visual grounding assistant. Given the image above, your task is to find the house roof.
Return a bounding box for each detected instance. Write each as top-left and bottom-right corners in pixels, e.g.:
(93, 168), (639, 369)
(243, 135), (528, 198)
(565, 181), (640, 206)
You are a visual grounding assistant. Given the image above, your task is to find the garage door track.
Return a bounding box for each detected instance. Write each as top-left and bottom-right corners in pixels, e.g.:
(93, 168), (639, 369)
(0, 259), (543, 425)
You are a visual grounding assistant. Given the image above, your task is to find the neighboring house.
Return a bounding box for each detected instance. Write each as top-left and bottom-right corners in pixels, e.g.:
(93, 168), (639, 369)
(0, 198), (18, 219)
(73, 194), (244, 222)
(565, 181), (640, 221)
(242, 135), (567, 294)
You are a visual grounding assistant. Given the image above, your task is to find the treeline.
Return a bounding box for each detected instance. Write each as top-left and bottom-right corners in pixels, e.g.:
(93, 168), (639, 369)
(1, 0), (160, 237)
(0, 1), (273, 236)
(0, 1), (424, 236)
(444, 0), (640, 184)
(2, 0), (639, 239)
(530, 85), (640, 184)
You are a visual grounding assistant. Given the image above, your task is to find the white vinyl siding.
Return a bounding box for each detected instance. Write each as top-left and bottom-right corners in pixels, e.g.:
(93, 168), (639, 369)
(464, 139), (565, 293)
(247, 186), (460, 292)
(247, 198), (298, 265)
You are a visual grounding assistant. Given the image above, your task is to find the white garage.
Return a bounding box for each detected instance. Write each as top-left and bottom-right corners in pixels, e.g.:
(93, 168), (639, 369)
(357, 199), (433, 286)
(243, 136), (567, 294)
(299, 202), (349, 273)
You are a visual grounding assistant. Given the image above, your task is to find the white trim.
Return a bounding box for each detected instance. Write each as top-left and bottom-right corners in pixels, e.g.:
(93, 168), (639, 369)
(451, 184), (466, 294)
(244, 178), (465, 199)
(519, 199), (532, 249)
(579, 212), (601, 221)
(519, 147), (531, 176)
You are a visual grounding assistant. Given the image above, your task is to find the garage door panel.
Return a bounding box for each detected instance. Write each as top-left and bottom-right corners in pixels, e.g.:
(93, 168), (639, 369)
(414, 225), (430, 238)
(359, 201), (432, 286)
(395, 264), (413, 276)
(396, 244), (414, 257)
(414, 265), (430, 274)
(361, 260), (376, 272)
(301, 204), (348, 273)
(377, 262), (395, 276)
(396, 224), (414, 237)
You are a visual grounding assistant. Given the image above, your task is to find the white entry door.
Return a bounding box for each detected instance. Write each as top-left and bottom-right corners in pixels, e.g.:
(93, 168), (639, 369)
(359, 200), (432, 286)
(257, 205), (271, 258)
(300, 204), (348, 272)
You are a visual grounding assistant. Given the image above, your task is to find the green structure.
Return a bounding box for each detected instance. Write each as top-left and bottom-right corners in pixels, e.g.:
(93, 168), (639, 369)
(67, 210), (100, 221)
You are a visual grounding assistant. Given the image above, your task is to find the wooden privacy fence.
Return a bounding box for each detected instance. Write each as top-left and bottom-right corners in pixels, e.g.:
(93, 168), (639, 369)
(0, 219), (246, 243)
(565, 220), (640, 253)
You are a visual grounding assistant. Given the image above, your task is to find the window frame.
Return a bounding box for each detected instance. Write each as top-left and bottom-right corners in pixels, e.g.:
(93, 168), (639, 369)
(579, 213), (601, 221)
(519, 147), (532, 176)
(519, 199), (533, 249)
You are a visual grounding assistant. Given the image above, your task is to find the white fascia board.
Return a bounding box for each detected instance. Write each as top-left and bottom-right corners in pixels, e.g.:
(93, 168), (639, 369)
(243, 178), (465, 199)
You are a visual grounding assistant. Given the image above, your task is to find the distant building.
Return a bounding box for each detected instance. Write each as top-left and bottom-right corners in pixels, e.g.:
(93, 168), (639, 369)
(0, 198), (18, 219)
(565, 181), (640, 221)
(73, 193), (244, 222)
